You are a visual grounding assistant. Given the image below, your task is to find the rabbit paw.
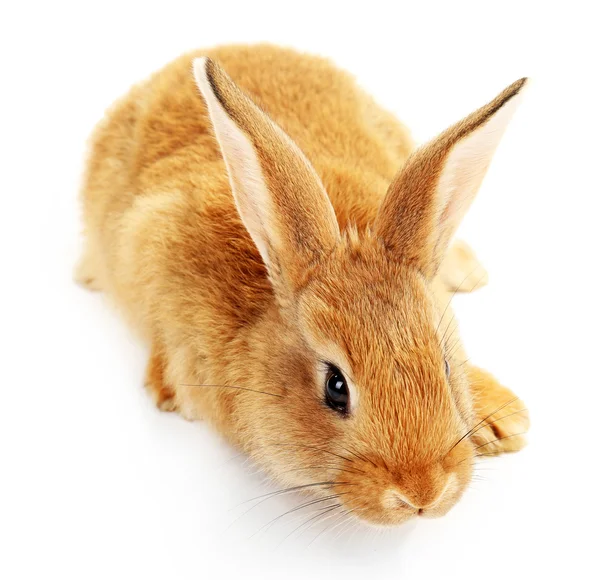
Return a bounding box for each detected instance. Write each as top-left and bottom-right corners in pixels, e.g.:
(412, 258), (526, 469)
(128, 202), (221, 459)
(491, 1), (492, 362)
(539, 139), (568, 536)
(145, 349), (178, 412)
(467, 366), (530, 455)
(74, 252), (102, 291)
(440, 240), (489, 293)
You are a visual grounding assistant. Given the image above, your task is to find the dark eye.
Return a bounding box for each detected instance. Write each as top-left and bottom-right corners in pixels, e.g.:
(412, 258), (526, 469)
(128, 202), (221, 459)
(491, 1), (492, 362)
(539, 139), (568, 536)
(445, 359), (451, 378)
(325, 365), (349, 414)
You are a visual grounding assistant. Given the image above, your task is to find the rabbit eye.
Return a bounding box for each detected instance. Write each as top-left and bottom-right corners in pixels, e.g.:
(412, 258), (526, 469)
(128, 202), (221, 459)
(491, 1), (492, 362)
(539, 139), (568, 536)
(325, 365), (349, 414)
(445, 359), (451, 378)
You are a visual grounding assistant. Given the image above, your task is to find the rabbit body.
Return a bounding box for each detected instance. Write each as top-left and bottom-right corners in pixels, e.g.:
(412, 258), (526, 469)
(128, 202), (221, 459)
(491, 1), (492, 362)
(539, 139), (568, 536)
(78, 45), (528, 525)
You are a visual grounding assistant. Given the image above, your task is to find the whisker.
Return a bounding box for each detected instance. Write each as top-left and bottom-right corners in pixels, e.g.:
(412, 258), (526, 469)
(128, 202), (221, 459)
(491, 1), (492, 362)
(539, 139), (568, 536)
(251, 493), (350, 538)
(445, 396), (520, 457)
(299, 505), (348, 541)
(232, 481), (349, 509)
(179, 383), (283, 398)
(339, 443), (377, 469)
(256, 441), (356, 465)
(311, 503), (369, 548)
(307, 508), (357, 547)
(453, 415), (527, 468)
(278, 465), (365, 477)
(306, 511), (349, 547)
(438, 268), (488, 348)
(218, 440), (364, 473)
(329, 507), (367, 546)
(281, 504), (342, 545)
(444, 276), (489, 352)
(440, 305), (460, 346)
(442, 320), (458, 351)
(226, 483), (336, 531)
(474, 431), (528, 450)
(332, 513), (360, 542)
(214, 450), (247, 468)
(344, 518), (363, 547)
(435, 265), (481, 336)
(468, 408), (528, 439)
(447, 334), (464, 359)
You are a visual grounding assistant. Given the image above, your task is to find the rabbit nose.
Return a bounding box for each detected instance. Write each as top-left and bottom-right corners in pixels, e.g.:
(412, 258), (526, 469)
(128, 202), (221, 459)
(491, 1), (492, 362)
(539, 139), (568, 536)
(385, 489), (437, 513)
(384, 472), (457, 513)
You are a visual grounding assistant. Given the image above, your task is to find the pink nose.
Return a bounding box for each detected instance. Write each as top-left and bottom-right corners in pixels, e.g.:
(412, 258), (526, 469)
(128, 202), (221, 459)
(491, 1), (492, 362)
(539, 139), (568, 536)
(388, 489), (441, 513)
(386, 470), (455, 512)
(387, 490), (422, 511)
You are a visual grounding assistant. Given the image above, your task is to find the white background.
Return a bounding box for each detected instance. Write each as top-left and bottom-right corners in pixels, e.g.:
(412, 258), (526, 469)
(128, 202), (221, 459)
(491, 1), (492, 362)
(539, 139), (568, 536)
(1, 1), (599, 578)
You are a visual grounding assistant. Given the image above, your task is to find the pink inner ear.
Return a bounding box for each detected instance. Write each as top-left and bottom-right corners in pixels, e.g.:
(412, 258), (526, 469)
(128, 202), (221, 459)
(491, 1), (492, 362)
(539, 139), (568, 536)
(437, 163), (485, 233)
(433, 89), (524, 256)
(192, 56), (341, 294)
(193, 57), (275, 268)
(373, 78), (526, 276)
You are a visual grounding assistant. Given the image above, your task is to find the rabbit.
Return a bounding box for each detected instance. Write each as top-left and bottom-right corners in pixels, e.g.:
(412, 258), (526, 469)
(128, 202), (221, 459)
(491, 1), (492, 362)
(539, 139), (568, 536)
(76, 44), (529, 526)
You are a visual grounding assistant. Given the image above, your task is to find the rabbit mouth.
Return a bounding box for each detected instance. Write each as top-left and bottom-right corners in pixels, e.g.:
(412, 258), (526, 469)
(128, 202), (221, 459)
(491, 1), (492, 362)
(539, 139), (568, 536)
(321, 461), (471, 527)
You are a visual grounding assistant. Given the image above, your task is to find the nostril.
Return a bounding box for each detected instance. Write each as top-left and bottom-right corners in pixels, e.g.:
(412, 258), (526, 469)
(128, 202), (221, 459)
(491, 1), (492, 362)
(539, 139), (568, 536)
(383, 489), (419, 511)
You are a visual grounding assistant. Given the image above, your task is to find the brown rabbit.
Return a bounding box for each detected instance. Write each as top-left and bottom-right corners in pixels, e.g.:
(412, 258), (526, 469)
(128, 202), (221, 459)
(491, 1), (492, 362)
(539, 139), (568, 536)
(77, 44), (529, 526)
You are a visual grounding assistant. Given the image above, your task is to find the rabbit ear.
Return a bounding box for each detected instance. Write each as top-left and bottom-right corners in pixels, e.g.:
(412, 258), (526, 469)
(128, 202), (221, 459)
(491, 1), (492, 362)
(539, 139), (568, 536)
(375, 78), (528, 277)
(193, 57), (340, 293)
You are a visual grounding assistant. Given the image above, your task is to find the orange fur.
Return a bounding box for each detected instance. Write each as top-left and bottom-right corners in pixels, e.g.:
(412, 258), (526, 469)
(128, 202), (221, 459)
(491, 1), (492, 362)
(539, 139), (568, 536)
(77, 44), (529, 526)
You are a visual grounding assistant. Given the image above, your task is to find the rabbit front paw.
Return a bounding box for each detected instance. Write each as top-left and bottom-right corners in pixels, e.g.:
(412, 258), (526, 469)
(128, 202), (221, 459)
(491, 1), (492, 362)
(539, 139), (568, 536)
(467, 366), (530, 455)
(145, 348), (178, 412)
